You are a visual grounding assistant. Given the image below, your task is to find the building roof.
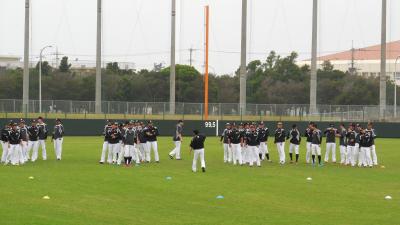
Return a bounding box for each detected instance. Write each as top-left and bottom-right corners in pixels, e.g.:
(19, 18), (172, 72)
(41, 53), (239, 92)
(315, 40), (400, 61)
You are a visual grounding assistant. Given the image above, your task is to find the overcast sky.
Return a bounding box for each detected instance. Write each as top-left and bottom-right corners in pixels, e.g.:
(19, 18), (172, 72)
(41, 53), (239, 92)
(0, 0), (399, 74)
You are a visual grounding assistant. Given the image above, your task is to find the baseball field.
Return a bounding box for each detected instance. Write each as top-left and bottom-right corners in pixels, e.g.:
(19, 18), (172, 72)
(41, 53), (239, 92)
(0, 137), (399, 225)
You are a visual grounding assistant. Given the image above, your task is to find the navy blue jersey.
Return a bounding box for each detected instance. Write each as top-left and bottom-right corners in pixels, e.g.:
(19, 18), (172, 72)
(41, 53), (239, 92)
(246, 131), (260, 146)
(145, 126), (159, 142)
(287, 129), (301, 145)
(229, 129), (243, 144)
(220, 129), (232, 144)
(346, 130), (356, 146)
(27, 126), (39, 141)
(257, 127), (269, 142)
(1, 127), (9, 142)
(304, 128), (313, 142)
(311, 129), (322, 145)
(274, 128), (286, 143)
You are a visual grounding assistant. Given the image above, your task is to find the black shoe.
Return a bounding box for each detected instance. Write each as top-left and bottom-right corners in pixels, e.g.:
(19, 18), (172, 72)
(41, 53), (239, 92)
(99, 162), (104, 164)
(202, 167), (206, 173)
(156, 161), (160, 163)
(169, 155), (173, 160)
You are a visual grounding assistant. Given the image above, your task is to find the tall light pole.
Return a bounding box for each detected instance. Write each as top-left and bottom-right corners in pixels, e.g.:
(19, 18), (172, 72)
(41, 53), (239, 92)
(170, 0), (176, 114)
(239, 0), (247, 115)
(23, 0), (30, 113)
(394, 56), (400, 118)
(39, 45), (52, 114)
(95, 0), (102, 114)
(380, 0), (387, 119)
(310, 0), (318, 114)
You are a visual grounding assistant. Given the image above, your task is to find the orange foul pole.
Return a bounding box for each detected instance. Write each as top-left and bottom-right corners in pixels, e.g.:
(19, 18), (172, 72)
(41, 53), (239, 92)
(204, 5), (209, 120)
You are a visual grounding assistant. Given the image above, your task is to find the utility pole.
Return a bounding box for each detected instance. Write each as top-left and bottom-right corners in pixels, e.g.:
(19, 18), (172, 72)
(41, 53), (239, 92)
(170, 0), (176, 114)
(204, 6), (210, 120)
(189, 48), (193, 66)
(95, 0), (102, 114)
(239, 0), (247, 115)
(310, 0), (318, 114)
(22, 0), (30, 113)
(349, 41), (356, 76)
(380, 0), (387, 119)
(55, 47), (60, 68)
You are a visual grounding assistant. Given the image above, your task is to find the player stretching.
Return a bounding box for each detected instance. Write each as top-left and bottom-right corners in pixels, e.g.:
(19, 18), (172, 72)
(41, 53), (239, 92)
(311, 123), (323, 167)
(287, 124), (301, 164)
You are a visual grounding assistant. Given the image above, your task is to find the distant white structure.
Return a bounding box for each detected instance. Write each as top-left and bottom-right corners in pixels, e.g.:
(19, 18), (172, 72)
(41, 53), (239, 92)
(299, 40), (400, 84)
(0, 56), (22, 69)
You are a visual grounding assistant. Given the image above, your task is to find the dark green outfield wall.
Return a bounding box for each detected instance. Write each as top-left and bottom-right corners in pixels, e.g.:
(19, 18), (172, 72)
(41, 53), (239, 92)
(1, 119), (399, 138)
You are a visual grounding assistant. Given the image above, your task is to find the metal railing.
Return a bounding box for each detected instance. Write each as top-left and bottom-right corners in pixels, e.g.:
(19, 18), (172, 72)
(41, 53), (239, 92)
(0, 99), (398, 122)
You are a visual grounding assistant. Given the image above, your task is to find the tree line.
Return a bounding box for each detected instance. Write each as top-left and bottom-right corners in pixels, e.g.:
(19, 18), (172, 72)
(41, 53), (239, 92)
(0, 53), (397, 105)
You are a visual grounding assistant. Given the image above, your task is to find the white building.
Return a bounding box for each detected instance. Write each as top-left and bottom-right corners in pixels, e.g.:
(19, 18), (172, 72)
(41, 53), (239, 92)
(0, 55), (22, 69)
(299, 40), (400, 84)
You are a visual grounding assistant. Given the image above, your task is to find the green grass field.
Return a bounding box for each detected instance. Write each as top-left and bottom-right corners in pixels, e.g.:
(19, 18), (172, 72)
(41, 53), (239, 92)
(0, 137), (399, 225)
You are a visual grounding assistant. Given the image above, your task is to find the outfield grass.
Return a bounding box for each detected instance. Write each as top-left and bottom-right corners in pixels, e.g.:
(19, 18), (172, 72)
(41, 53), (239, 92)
(0, 137), (399, 225)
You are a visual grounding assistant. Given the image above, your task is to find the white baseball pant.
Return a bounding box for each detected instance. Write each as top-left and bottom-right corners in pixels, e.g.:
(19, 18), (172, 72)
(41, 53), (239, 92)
(192, 149), (206, 172)
(169, 141), (181, 159)
(324, 142), (336, 163)
(53, 138), (63, 160)
(276, 142), (286, 164)
(231, 144), (243, 165)
(306, 142), (312, 163)
(148, 141), (159, 162)
(28, 141), (39, 162)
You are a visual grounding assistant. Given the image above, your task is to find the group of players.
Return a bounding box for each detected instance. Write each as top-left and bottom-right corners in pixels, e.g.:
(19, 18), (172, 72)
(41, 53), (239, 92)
(220, 121), (378, 168)
(0, 117), (65, 166)
(99, 120), (160, 166)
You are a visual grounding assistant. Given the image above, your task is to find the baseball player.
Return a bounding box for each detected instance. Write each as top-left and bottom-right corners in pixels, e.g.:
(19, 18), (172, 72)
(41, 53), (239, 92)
(52, 118), (64, 160)
(338, 123), (348, 164)
(122, 121), (138, 167)
(18, 119), (29, 163)
(359, 127), (373, 168)
(245, 123), (261, 167)
(229, 123), (243, 166)
(304, 122), (314, 164)
(1, 122), (10, 163)
(287, 124), (301, 164)
(366, 122), (378, 166)
(274, 122), (286, 165)
(107, 122), (122, 164)
(27, 119), (40, 162)
(311, 123), (323, 166)
(190, 130), (206, 173)
(169, 120), (184, 160)
(99, 120), (113, 164)
(220, 123), (232, 163)
(324, 124), (338, 163)
(346, 124), (357, 166)
(7, 123), (23, 165)
(257, 122), (270, 161)
(144, 121), (160, 163)
(37, 117), (48, 160)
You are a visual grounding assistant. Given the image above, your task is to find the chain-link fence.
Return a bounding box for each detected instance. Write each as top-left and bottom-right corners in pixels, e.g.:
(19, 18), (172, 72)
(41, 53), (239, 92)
(0, 99), (398, 121)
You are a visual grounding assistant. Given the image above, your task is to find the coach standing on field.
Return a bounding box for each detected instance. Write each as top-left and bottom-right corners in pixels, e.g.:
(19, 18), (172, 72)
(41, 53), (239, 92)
(190, 130), (206, 173)
(169, 120), (184, 160)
